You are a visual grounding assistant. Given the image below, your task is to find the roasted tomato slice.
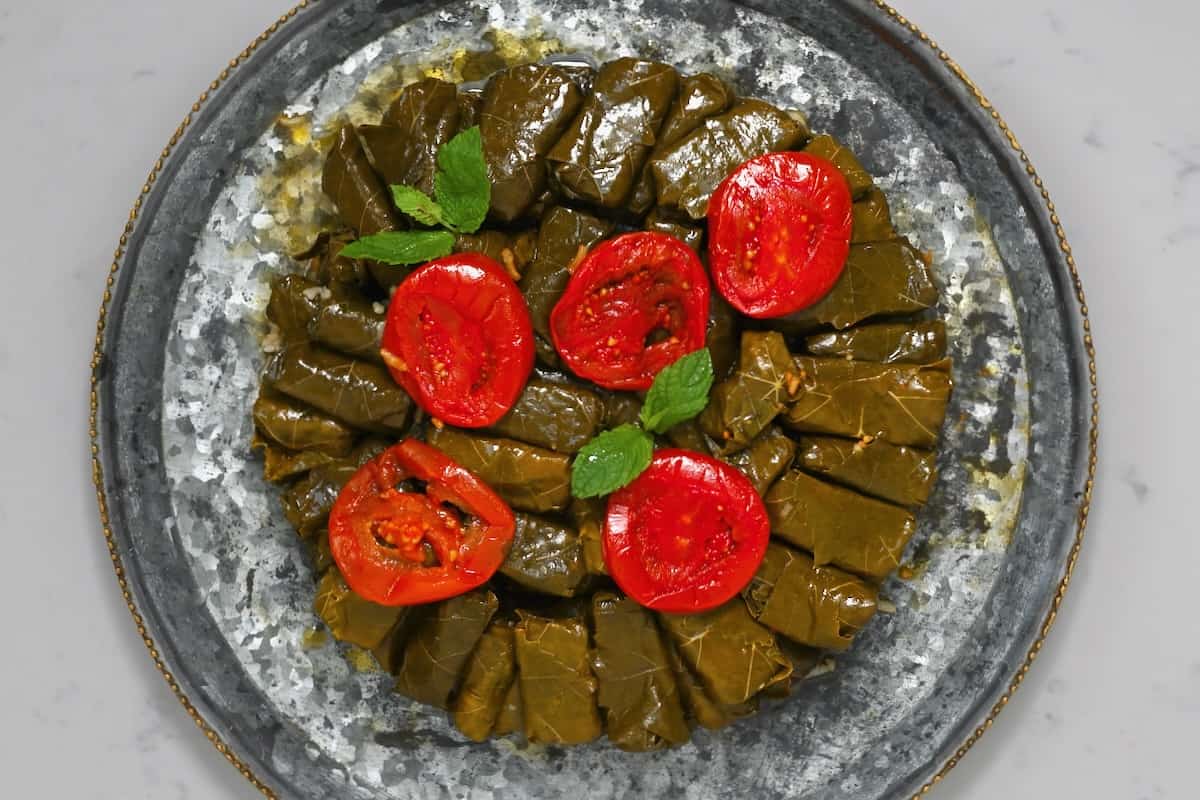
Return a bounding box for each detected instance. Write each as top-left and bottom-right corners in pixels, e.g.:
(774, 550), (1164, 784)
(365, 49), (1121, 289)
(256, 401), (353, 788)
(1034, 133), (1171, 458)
(381, 253), (534, 428)
(708, 151), (853, 318)
(603, 449), (770, 613)
(328, 440), (515, 606)
(550, 232), (710, 391)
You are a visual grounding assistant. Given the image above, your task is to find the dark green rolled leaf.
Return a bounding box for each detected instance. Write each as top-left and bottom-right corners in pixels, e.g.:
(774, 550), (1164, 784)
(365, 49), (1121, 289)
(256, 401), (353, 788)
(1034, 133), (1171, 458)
(492, 679), (523, 736)
(798, 435), (938, 507)
(721, 426), (797, 495)
(662, 634), (756, 730)
(640, 349), (714, 434)
(394, 588), (499, 709)
(488, 379), (605, 454)
(568, 497), (608, 576)
(591, 593), (690, 751)
(743, 542), (878, 651)
(850, 186), (897, 243)
(514, 611), (602, 745)
(323, 125), (399, 236)
(804, 133), (873, 199)
(480, 64), (584, 222)
(435, 125), (490, 233)
(309, 286), (386, 364)
(547, 58), (680, 208)
(303, 230), (371, 288)
(663, 418), (716, 455)
(570, 424), (654, 499)
(338, 230), (455, 266)
(313, 567), (411, 650)
(650, 99), (807, 220)
(265, 274), (324, 343)
(279, 439), (387, 537)
(602, 392), (643, 429)
(698, 331), (795, 453)
(427, 427), (572, 513)
(359, 78), (463, 196)
(706, 291), (740, 380)
(657, 599), (792, 706)
(250, 433), (339, 484)
(804, 320), (948, 365)
(265, 344), (413, 434)
(252, 388), (356, 455)
(500, 513), (588, 597)
(765, 469), (917, 579)
(774, 240), (938, 333)
(783, 356), (952, 448)
(452, 621), (517, 742)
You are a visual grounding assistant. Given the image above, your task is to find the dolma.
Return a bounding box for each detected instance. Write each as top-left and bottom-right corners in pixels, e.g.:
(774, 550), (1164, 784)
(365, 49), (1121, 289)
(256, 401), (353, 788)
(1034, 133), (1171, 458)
(764, 469), (917, 579)
(651, 99), (807, 219)
(629, 73), (733, 214)
(514, 612), (602, 745)
(426, 427), (571, 513)
(453, 230), (534, 277)
(253, 388), (356, 455)
(602, 391), (643, 428)
(699, 331), (797, 453)
(643, 209), (704, 252)
(452, 621), (517, 742)
(591, 593), (690, 751)
(265, 344), (413, 434)
(480, 64), (585, 221)
(359, 78), (462, 196)
(309, 529), (334, 576)
(706, 291), (740, 380)
(488, 379), (604, 453)
(798, 435), (938, 507)
(722, 426), (797, 495)
(266, 274), (324, 342)
(251, 433), (338, 483)
(775, 240), (938, 332)
(803, 133), (874, 200)
(500, 513), (588, 597)
(309, 286), (386, 364)
(783, 356), (952, 448)
(280, 439), (388, 537)
(804, 320), (947, 366)
(394, 588), (499, 708)
(657, 599), (792, 706)
(664, 418), (716, 455)
(313, 568), (409, 649)
(663, 637), (756, 730)
(742, 542), (878, 651)
(568, 497), (609, 576)
(547, 58), (680, 208)
(518, 206), (613, 357)
(305, 230), (371, 289)
(492, 678), (523, 736)
(850, 187), (897, 243)
(322, 125), (399, 237)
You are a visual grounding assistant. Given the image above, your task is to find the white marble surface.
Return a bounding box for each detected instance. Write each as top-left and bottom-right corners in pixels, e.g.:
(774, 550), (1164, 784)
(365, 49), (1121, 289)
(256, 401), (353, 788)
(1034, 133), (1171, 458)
(0, 1), (1194, 797)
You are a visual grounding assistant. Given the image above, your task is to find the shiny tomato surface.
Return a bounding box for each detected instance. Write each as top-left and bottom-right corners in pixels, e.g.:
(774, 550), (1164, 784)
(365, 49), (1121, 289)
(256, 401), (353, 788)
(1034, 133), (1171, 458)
(708, 151), (853, 318)
(602, 449), (770, 613)
(381, 253), (533, 427)
(550, 232), (710, 391)
(328, 440), (515, 606)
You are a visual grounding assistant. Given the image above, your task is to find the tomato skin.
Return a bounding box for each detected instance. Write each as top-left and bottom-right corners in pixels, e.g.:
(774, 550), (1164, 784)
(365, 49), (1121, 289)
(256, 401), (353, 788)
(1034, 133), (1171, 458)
(602, 449), (770, 613)
(550, 232), (710, 391)
(328, 440), (515, 606)
(381, 253), (533, 428)
(708, 151), (853, 318)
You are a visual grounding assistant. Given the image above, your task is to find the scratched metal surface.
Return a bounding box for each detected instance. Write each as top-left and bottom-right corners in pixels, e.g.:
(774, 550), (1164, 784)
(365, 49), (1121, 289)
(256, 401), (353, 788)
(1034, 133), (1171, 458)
(96, 1), (1089, 799)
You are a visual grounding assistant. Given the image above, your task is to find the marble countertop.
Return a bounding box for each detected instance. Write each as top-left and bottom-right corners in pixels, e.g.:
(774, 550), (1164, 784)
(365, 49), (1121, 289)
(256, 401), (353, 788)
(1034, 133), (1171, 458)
(0, 1), (1193, 797)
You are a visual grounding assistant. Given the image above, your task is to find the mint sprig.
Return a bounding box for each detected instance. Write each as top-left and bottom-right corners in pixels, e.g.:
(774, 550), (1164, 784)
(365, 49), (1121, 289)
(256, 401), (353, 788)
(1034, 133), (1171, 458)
(338, 125), (491, 266)
(570, 349), (715, 499)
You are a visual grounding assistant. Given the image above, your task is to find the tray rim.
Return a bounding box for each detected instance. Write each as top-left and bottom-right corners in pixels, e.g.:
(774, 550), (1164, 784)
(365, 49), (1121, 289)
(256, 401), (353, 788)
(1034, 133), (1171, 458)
(87, 1), (1099, 798)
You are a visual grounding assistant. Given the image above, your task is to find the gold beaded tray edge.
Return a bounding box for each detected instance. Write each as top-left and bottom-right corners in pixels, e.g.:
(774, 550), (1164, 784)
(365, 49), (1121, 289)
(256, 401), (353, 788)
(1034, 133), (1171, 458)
(86, 1), (1099, 797)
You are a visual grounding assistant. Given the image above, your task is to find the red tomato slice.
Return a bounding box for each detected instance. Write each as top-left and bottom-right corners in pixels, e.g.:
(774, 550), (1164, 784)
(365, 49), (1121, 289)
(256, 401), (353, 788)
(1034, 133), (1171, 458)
(603, 449), (770, 613)
(328, 440), (515, 606)
(381, 253), (533, 427)
(708, 151), (853, 318)
(550, 232), (710, 391)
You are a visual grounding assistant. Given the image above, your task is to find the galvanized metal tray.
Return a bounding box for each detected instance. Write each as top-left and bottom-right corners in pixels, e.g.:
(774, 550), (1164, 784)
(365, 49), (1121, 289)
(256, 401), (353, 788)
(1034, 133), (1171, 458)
(90, 1), (1097, 798)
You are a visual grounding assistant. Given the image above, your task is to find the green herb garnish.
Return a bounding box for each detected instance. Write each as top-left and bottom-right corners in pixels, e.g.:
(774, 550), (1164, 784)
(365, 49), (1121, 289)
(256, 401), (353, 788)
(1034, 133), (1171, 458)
(570, 349), (715, 499)
(339, 125), (491, 266)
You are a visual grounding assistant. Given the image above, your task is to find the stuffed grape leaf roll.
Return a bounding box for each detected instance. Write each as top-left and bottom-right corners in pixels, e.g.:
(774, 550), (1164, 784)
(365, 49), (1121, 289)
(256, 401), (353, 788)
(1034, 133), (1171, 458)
(721, 426), (797, 495)
(309, 286), (386, 365)
(487, 379), (604, 454)
(804, 320), (947, 366)
(314, 568), (411, 650)
(764, 469), (917, 580)
(500, 513), (588, 597)
(699, 331), (797, 453)
(253, 388), (356, 456)
(426, 428), (571, 513)
(452, 620), (517, 742)
(280, 439), (388, 537)
(514, 611), (602, 744)
(798, 435), (938, 507)
(742, 542), (878, 651)
(850, 187), (897, 243)
(358, 78), (463, 197)
(803, 133), (874, 200)
(322, 125), (399, 237)
(394, 588), (499, 709)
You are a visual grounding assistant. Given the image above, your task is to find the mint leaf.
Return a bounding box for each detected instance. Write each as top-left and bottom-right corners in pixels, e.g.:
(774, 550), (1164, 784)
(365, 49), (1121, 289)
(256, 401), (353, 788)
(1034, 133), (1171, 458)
(640, 349), (715, 434)
(571, 424), (654, 499)
(339, 230), (455, 265)
(390, 185), (446, 227)
(434, 126), (490, 233)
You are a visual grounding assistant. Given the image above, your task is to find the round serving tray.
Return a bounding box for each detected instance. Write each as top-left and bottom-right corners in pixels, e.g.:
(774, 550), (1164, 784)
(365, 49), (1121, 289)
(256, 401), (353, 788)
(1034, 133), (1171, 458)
(91, 1), (1097, 798)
